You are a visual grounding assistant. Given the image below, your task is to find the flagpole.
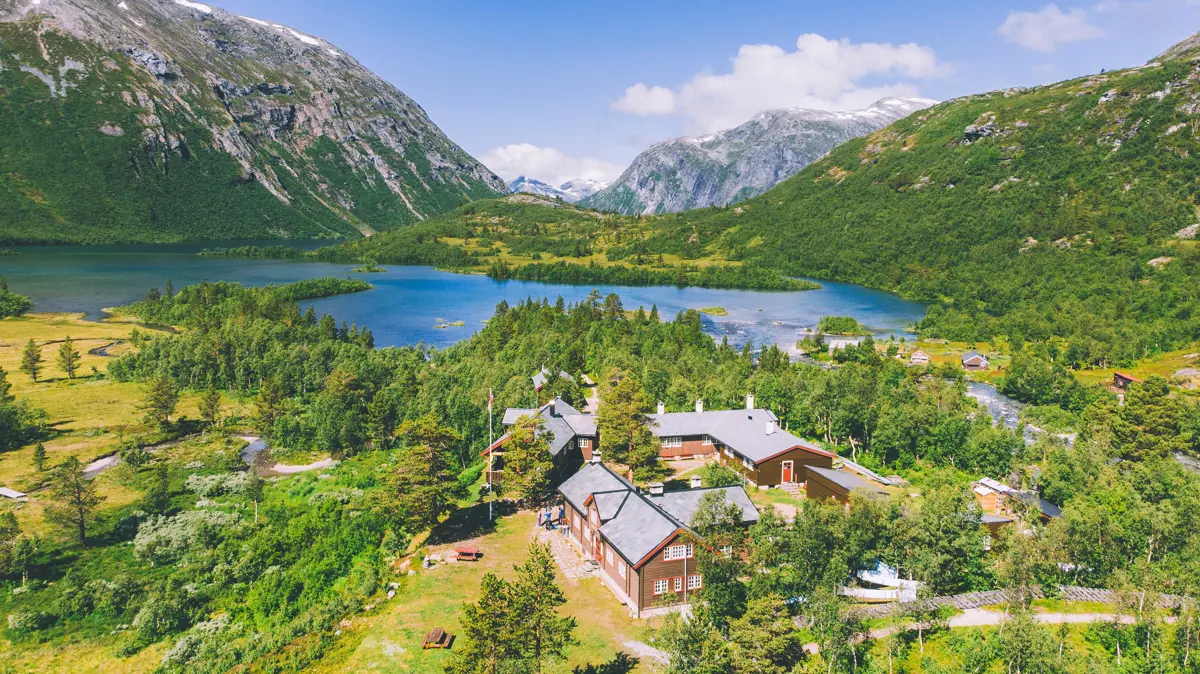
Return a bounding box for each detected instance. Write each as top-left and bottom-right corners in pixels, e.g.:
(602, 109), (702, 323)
(488, 387), (494, 521)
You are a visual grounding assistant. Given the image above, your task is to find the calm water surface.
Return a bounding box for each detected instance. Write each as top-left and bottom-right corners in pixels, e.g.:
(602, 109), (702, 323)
(2, 244), (927, 350)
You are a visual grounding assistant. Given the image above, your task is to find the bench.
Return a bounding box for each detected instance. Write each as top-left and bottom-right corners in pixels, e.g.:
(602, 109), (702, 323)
(423, 627), (454, 649)
(455, 547), (482, 562)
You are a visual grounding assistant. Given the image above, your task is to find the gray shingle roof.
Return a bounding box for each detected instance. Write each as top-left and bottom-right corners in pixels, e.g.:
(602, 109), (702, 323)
(646, 408), (832, 463)
(807, 466), (888, 495)
(558, 463), (761, 567)
(533, 368), (575, 390)
(648, 487), (760, 527)
(962, 351), (988, 363)
(500, 399), (591, 457)
(600, 494), (681, 565)
(559, 462), (632, 511)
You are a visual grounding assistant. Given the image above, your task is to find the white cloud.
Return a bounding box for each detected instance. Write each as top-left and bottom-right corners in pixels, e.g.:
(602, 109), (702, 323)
(611, 83), (677, 116)
(479, 143), (623, 187)
(609, 33), (950, 133)
(997, 4), (1105, 53)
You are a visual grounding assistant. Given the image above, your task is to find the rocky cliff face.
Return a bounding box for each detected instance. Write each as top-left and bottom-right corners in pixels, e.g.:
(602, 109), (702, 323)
(0, 0), (506, 243)
(581, 98), (935, 215)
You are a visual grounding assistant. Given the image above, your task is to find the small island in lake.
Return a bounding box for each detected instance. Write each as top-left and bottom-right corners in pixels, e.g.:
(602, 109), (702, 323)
(698, 306), (728, 316)
(352, 263), (387, 273)
(817, 315), (872, 335)
(434, 319), (467, 329)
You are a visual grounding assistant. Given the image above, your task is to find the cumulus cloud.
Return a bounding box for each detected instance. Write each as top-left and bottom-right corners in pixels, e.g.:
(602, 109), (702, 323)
(609, 33), (949, 133)
(479, 143), (623, 187)
(997, 4), (1105, 53)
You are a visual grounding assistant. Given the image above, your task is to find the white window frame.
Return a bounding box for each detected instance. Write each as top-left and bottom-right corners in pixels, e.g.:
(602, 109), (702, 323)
(701, 435), (713, 446)
(687, 575), (703, 590)
(653, 579), (669, 595)
(605, 548), (613, 565)
(723, 448), (735, 458)
(673, 577), (683, 593)
(618, 561), (626, 578)
(578, 437), (590, 449)
(584, 528), (592, 542)
(573, 511), (580, 527)
(719, 545), (733, 556)
(661, 437), (682, 448)
(663, 544), (694, 561)
(742, 458), (754, 469)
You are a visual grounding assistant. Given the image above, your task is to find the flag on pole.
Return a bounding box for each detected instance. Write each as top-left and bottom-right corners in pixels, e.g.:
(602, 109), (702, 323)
(488, 388), (494, 414)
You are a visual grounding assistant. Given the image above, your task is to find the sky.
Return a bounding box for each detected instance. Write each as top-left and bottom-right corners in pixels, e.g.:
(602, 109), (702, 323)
(214, 0), (1200, 187)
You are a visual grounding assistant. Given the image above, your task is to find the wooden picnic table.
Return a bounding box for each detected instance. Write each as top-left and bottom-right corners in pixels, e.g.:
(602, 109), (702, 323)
(423, 627), (453, 649)
(454, 547), (482, 561)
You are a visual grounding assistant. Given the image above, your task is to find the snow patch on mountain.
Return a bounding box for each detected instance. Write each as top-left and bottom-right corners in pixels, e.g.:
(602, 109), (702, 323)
(583, 97), (936, 215)
(508, 176), (610, 203)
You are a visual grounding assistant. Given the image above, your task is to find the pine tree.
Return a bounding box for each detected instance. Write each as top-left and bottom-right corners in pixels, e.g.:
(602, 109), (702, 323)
(386, 413), (463, 532)
(245, 472), (264, 524)
(0, 511), (20, 576)
(31, 442), (46, 472)
(502, 415), (553, 502)
(144, 463), (171, 514)
(139, 374), (179, 430)
(255, 376), (285, 433)
(198, 385), (222, 427)
(511, 543), (577, 674)
(596, 368), (658, 477)
(20, 339), (41, 382)
(446, 573), (522, 674)
(11, 537), (35, 586)
(56, 336), (80, 380)
(44, 456), (105, 546)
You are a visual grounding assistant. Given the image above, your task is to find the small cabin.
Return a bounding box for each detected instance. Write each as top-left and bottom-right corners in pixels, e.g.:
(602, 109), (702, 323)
(961, 351), (990, 371)
(1113, 372), (1141, 390)
(909, 349), (930, 366)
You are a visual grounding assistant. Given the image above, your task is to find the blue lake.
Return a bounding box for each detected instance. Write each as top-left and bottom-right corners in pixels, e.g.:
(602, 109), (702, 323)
(1, 244), (927, 351)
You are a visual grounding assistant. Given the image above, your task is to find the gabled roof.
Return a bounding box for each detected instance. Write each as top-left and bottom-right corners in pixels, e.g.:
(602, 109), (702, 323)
(648, 487), (760, 526)
(962, 350), (988, 363)
(532, 367), (575, 391)
(0, 487), (26, 499)
(498, 399), (591, 457)
(807, 466), (888, 495)
(559, 462), (633, 511)
(646, 408), (833, 464)
(910, 349), (930, 359)
(558, 462), (760, 569)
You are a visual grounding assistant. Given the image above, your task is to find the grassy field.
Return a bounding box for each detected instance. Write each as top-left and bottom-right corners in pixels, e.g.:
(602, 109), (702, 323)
(309, 509), (661, 674)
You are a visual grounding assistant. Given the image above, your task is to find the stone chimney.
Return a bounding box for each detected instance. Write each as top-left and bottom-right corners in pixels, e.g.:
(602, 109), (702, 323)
(765, 420), (776, 435)
(690, 475), (703, 489)
(649, 482), (665, 496)
(658, 401), (666, 415)
(695, 399), (704, 414)
(746, 393), (755, 410)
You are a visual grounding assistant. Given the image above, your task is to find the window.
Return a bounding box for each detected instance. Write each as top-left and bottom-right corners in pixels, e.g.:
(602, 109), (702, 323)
(578, 437), (590, 449)
(687, 575), (703, 590)
(573, 512), (580, 527)
(742, 458), (754, 469)
(618, 561), (626, 578)
(702, 435), (713, 446)
(663, 544), (694, 561)
(653, 579), (669, 595)
(673, 577), (683, 593)
(605, 548), (613, 565)
(661, 437), (682, 448)
(719, 545), (733, 556)
(723, 448), (735, 458)
(584, 528), (591, 542)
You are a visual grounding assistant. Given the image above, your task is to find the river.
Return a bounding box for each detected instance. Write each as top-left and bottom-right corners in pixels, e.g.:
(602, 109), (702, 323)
(1, 243), (927, 350)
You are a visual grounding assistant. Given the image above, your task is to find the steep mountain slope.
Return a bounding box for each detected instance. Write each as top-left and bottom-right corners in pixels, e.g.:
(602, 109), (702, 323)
(581, 97), (935, 214)
(0, 0), (505, 244)
(508, 176), (608, 203)
(633, 36), (1200, 364)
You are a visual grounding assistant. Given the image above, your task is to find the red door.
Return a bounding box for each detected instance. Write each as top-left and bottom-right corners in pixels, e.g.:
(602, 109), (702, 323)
(593, 535), (602, 562)
(782, 461), (794, 483)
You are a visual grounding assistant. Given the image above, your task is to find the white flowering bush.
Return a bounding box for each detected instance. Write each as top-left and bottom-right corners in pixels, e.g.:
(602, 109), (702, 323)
(184, 472), (249, 497)
(134, 510), (242, 566)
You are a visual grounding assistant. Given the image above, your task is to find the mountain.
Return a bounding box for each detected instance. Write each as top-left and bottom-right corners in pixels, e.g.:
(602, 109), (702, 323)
(508, 176), (609, 203)
(0, 0), (506, 244)
(581, 97), (935, 215)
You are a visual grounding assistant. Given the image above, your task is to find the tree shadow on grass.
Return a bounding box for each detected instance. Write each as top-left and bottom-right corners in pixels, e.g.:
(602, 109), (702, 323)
(574, 652), (640, 674)
(426, 500), (519, 547)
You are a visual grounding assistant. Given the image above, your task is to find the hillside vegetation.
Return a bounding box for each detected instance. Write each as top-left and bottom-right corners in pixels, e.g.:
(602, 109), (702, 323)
(341, 36), (1200, 368)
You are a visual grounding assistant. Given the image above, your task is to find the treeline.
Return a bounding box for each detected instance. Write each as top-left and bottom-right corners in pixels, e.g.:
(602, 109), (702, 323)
(487, 259), (815, 290)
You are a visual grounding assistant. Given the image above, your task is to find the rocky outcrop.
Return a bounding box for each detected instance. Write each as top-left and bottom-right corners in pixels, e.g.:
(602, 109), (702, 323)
(0, 0), (506, 242)
(582, 98), (935, 215)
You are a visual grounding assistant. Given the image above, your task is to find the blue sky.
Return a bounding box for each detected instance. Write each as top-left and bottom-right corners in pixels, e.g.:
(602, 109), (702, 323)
(216, 0), (1200, 185)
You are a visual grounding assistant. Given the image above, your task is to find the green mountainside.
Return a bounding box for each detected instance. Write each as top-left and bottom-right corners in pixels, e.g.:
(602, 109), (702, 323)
(343, 33), (1200, 367)
(0, 0), (505, 244)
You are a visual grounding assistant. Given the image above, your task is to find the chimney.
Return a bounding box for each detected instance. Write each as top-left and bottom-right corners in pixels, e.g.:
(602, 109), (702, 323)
(548, 399), (556, 417)
(765, 420), (776, 435)
(657, 401), (665, 415)
(590, 452), (601, 464)
(746, 393), (755, 410)
(690, 475), (703, 489)
(649, 482), (665, 496)
(695, 399), (704, 414)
